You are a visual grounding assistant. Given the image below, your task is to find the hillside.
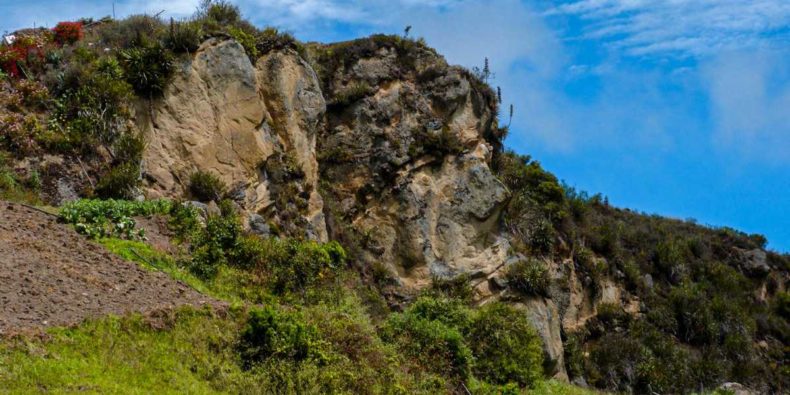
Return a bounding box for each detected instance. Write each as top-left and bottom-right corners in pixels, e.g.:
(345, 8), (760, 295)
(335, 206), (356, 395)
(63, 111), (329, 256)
(0, 2), (787, 394)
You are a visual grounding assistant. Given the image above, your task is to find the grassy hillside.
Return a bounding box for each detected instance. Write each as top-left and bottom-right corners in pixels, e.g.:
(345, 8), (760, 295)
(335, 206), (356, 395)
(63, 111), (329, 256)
(0, 198), (596, 394)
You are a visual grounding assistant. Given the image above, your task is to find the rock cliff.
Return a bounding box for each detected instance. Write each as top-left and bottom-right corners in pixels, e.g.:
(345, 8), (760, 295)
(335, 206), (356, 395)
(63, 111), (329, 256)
(137, 38), (327, 240)
(129, 35), (788, 388)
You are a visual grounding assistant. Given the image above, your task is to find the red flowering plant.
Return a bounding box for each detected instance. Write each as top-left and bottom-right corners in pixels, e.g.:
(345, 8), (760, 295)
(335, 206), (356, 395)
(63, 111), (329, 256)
(0, 31), (51, 78)
(0, 47), (20, 78)
(53, 21), (83, 45)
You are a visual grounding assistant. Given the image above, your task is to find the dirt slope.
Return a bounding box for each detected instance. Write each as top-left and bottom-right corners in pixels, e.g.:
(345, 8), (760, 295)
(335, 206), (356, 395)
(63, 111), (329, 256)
(0, 202), (214, 335)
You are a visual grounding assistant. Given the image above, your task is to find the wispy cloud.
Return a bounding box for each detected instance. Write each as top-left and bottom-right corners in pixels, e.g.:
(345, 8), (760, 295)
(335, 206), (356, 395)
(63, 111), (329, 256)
(703, 49), (790, 165)
(547, 0), (790, 57)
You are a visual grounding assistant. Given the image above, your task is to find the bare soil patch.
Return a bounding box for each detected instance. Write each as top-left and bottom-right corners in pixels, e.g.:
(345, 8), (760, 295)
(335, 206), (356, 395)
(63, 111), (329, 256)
(0, 201), (215, 336)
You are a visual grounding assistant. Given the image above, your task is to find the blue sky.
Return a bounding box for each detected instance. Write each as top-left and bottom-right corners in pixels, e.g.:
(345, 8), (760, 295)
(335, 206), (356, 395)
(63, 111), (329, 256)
(2, 0), (789, 251)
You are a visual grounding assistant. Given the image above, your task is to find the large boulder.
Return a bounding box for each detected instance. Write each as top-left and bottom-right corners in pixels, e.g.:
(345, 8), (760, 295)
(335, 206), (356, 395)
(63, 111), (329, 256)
(136, 39), (327, 240)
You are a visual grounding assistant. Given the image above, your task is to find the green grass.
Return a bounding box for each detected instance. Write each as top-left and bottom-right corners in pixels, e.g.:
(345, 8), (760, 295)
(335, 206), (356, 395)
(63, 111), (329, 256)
(97, 238), (272, 305)
(0, 307), (245, 394)
(97, 238), (213, 297)
(0, 304), (594, 394)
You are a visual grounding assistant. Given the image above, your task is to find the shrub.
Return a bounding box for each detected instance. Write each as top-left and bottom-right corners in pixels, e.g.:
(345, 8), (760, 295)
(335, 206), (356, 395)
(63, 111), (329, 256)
(227, 26), (258, 60)
(431, 274), (474, 302)
(112, 131), (145, 164)
(53, 22), (83, 45)
(167, 201), (201, 240)
(94, 161), (140, 199)
(653, 239), (690, 281)
(419, 126), (465, 157)
(329, 82), (374, 108)
(48, 56), (134, 152)
(777, 291), (790, 319)
(495, 151), (566, 222)
(119, 44), (174, 97)
(186, 200), (241, 278)
(165, 19), (203, 53)
(506, 259), (549, 296)
(468, 303), (544, 386)
(406, 296), (472, 330)
(383, 312), (473, 381)
(97, 15), (166, 49)
(528, 217), (556, 255)
(266, 239), (345, 294)
(0, 32), (50, 78)
(198, 0), (241, 27)
(255, 27), (299, 55)
(238, 306), (325, 369)
(188, 170), (227, 202)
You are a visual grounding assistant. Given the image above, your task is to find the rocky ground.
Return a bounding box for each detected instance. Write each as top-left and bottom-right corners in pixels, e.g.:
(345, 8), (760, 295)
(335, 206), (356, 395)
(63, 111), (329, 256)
(0, 201), (215, 336)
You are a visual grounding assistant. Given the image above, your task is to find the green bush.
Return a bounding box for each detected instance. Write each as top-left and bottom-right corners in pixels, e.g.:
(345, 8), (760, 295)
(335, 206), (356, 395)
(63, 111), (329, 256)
(266, 239), (345, 294)
(468, 303), (544, 386)
(776, 291), (790, 319)
(407, 296), (472, 330)
(238, 306), (325, 369)
(255, 27), (300, 55)
(167, 201), (201, 240)
(431, 274), (474, 302)
(188, 170), (227, 202)
(383, 311), (473, 381)
(197, 0), (241, 27)
(328, 82), (374, 108)
(48, 56), (135, 153)
(227, 26), (258, 60)
(94, 162), (140, 199)
(506, 259), (550, 296)
(495, 151), (566, 222)
(112, 131), (145, 164)
(165, 19), (203, 53)
(187, 200), (242, 278)
(119, 44), (174, 97)
(180, 203), (346, 289)
(97, 15), (166, 49)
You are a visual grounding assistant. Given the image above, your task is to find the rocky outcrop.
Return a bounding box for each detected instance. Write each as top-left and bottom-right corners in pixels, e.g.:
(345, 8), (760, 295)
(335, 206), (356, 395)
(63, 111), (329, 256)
(135, 36), (577, 381)
(315, 38), (509, 291)
(135, 36), (788, 388)
(518, 298), (568, 381)
(136, 39), (326, 240)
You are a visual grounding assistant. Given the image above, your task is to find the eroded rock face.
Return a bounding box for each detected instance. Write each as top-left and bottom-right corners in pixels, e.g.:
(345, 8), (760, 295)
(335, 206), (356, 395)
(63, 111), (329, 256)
(316, 39), (509, 291)
(137, 39), (326, 240)
(519, 298), (568, 381)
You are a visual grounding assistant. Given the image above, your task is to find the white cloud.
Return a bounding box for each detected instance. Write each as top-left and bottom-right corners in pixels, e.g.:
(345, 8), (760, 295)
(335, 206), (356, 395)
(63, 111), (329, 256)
(703, 49), (790, 165)
(547, 0), (790, 57)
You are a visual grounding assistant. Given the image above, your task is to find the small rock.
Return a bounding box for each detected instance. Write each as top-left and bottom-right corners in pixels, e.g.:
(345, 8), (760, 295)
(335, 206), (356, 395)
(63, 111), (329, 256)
(490, 276), (508, 290)
(227, 182), (248, 203)
(739, 249), (770, 276)
(206, 201), (221, 217)
(571, 376), (588, 388)
(56, 178), (79, 204)
(718, 382), (755, 395)
(184, 201), (209, 220)
(643, 274), (654, 289)
(248, 214), (271, 237)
